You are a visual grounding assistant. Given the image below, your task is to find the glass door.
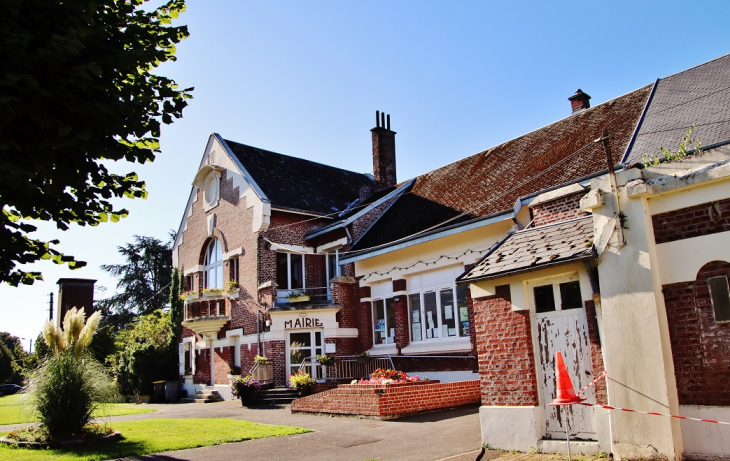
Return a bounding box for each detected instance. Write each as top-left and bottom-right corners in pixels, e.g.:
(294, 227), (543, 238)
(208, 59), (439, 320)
(287, 330), (323, 382)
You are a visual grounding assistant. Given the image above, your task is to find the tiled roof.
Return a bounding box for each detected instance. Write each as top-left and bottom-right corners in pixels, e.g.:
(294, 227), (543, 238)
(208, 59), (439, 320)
(624, 54), (730, 166)
(348, 86), (651, 254)
(457, 216), (595, 283)
(225, 140), (374, 215)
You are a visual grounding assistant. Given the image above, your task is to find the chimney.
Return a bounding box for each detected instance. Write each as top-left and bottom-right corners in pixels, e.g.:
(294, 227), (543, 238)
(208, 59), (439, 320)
(56, 278), (96, 327)
(371, 111), (397, 191)
(568, 89), (591, 113)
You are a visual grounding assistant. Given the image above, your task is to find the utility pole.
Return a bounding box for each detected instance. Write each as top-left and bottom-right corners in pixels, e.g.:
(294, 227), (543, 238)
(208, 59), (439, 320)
(49, 292), (54, 321)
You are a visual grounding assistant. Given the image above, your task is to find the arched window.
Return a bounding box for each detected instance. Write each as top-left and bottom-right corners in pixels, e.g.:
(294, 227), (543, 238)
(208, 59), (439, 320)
(204, 239), (223, 289)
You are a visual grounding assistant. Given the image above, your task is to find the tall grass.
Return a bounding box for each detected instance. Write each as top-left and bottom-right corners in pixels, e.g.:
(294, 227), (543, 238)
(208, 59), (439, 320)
(23, 308), (117, 439)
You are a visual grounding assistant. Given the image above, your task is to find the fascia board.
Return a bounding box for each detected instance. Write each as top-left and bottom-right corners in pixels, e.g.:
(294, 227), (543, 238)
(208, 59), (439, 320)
(621, 78), (659, 165)
(340, 210), (513, 265)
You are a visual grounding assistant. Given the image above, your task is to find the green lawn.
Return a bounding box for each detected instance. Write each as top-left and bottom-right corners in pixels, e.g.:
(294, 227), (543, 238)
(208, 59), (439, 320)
(0, 418), (310, 460)
(0, 394), (156, 426)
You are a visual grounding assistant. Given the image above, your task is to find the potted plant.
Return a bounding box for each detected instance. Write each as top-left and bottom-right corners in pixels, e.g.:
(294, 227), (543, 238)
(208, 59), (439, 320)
(225, 281), (239, 294)
(253, 355), (268, 365)
(286, 290), (310, 303)
(231, 375), (261, 406)
(289, 371), (316, 397)
(316, 354), (335, 367)
(355, 351), (371, 364)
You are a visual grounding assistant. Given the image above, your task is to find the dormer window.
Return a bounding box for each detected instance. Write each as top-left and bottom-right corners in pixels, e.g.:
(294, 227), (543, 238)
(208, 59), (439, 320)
(204, 239), (223, 289)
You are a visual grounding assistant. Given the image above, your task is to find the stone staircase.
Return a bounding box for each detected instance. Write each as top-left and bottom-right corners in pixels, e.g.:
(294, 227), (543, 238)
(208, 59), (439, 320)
(253, 387), (300, 406)
(182, 386), (224, 403)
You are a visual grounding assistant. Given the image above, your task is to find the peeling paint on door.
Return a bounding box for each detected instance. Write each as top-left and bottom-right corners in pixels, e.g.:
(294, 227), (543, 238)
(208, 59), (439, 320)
(537, 309), (596, 439)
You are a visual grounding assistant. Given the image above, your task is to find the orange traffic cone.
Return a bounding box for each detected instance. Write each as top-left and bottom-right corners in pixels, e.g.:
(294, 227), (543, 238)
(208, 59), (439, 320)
(549, 351), (586, 406)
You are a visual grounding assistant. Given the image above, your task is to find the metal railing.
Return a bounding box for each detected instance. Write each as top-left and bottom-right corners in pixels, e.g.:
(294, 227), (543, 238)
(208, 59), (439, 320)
(298, 354), (396, 381)
(183, 298), (227, 321)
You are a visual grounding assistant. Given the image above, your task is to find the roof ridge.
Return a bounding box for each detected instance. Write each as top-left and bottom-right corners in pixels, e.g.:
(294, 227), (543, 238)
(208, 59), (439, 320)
(656, 53), (730, 82)
(223, 139), (372, 179)
(413, 85), (652, 180)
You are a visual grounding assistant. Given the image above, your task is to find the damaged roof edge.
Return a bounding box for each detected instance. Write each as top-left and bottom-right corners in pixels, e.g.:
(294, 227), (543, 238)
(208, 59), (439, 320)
(457, 251), (597, 285)
(620, 78), (659, 165)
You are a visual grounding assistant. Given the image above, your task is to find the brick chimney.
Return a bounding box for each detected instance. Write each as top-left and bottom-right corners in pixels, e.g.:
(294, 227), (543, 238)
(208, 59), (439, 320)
(56, 278), (96, 327)
(568, 89), (591, 113)
(371, 111), (397, 191)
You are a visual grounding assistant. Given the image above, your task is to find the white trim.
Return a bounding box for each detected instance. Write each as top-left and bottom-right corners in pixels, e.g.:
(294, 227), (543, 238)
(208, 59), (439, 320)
(394, 290), (408, 296)
(401, 338), (471, 355)
(360, 297), (372, 303)
(184, 265), (204, 275)
(269, 241), (315, 254)
(318, 237), (349, 253)
(271, 206), (326, 218)
(223, 247), (243, 259)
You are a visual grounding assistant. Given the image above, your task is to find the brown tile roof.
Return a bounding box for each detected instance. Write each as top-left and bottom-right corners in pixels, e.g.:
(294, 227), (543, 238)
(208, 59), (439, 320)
(457, 216), (595, 283)
(349, 86), (652, 254)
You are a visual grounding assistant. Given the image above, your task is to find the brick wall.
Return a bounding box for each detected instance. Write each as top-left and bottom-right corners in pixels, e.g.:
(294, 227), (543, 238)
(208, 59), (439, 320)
(391, 355), (476, 373)
(473, 284), (539, 406)
(291, 380), (480, 419)
(584, 300), (606, 404)
(532, 193), (588, 227)
(214, 346), (232, 384)
(652, 198), (730, 244)
(664, 260), (730, 406)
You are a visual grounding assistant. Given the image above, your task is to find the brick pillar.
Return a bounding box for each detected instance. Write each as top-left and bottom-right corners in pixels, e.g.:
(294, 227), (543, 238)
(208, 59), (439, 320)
(257, 280), (277, 308)
(331, 276), (358, 326)
(358, 285), (374, 352)
(392, 279), (409, 353)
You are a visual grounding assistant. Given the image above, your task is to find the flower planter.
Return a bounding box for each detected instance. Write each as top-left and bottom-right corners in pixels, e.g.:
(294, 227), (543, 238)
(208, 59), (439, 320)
(203, 291), (225, 299)
(288, 295), (310, 303)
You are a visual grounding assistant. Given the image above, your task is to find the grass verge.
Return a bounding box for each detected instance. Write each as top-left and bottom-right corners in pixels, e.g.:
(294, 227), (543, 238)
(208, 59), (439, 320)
(0, 395), (156, 426)
(0, 418), (310, 460)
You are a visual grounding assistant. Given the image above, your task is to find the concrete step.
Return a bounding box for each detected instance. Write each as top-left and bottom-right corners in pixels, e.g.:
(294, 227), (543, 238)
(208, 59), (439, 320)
(181, 397), (221, 403)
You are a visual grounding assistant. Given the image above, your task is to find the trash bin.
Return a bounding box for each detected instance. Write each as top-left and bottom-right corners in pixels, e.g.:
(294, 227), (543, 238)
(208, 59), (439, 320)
(165, 380), (179, 402)
(152, 380), (165, 403)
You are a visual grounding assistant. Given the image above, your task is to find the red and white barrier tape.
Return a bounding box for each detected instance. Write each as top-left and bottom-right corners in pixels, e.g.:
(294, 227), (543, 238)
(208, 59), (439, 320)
(578, 370), (606, 396)
(580, 402), (730, 426)
(574, 370), (729, 425)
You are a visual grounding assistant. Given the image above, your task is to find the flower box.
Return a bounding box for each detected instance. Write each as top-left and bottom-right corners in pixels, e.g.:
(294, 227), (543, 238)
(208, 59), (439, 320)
(288, 295), (310, 303)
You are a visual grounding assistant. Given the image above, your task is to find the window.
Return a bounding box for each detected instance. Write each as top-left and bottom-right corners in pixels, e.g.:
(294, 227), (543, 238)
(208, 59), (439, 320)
(185, 275), (194, 292)
(326, 251), (340, 282)
(373, 298), (396, 345)
(230, 257), (239, 284)
(203, 172), (219, 208)
(204, 239), (223, 289)
(409, 286), (469, 342)
(533, 279), (583, 314)
(276, 253), (304, 290)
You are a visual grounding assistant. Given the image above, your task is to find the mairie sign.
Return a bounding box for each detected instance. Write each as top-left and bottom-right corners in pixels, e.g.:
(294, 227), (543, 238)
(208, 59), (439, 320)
(284, 317), (323, 329)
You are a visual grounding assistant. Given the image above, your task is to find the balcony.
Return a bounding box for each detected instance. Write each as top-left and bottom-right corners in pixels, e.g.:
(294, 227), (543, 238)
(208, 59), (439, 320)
(275, 287), (332, 307)
(182, 298), (231, 337)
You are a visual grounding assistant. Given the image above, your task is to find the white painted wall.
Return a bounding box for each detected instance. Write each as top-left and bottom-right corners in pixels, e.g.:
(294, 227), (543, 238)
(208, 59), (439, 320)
(679, 406), (730, 457)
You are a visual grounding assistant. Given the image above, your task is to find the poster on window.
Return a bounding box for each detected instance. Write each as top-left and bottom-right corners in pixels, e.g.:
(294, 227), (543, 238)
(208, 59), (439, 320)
(412, 310), (420, 323)
(374, 320), (385, 332)
(460, 307), (469, 322)
(444, 305), (453, 320)
(413, 328), (422, 341)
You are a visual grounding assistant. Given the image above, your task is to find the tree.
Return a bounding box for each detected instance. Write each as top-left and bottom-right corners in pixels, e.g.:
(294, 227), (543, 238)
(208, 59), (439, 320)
(96, 234), (174, 323)
(169, 267), (184, 343)
(0, 332), (24, 384)
(0, 0), (192, 286)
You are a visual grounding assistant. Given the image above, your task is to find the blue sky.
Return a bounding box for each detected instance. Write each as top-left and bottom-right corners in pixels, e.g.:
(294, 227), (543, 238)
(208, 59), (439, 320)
(2, 0), (729, 349)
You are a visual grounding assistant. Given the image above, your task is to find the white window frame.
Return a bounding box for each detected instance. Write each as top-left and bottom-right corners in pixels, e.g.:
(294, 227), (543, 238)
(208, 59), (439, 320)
(277, 252), (306, 291)
(408, 284), (468, 343)
(204, 239), (223, 289)
(527, 273), (584, 315)
(372, 297), (396, 346)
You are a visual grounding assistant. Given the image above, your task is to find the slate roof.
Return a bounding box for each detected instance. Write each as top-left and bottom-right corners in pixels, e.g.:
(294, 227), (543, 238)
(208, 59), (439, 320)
(225, 140), (374, 215)
(624, 54), (730, 166)
(347, 85), (652, 255)
(457, 216), (595, 283)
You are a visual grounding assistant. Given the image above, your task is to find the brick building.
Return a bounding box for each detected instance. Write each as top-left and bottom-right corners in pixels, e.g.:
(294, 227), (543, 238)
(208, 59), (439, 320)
(458, 54), (730, 458)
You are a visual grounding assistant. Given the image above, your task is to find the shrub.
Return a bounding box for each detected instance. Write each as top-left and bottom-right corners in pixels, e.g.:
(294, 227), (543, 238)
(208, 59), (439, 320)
(24, 308), (117, 439)
(231, 375), (261, 405)
(289, 371), (316, 396)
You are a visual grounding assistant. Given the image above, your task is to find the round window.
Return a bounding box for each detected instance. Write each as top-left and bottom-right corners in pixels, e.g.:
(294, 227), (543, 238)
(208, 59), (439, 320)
(203, 173), (219, 206)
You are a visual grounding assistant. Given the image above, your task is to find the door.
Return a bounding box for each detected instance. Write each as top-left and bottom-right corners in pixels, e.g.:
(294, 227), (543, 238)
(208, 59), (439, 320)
(532, 278), (596, 440)
(286, 330), (323, 383)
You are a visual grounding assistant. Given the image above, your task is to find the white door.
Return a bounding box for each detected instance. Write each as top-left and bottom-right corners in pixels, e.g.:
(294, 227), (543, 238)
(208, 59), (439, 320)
(286, 330), (323, 383)
(532, 278), (596, 440)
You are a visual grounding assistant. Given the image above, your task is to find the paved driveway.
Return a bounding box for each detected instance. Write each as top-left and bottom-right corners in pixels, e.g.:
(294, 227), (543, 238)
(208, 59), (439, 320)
(106, 401), (484, 461)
